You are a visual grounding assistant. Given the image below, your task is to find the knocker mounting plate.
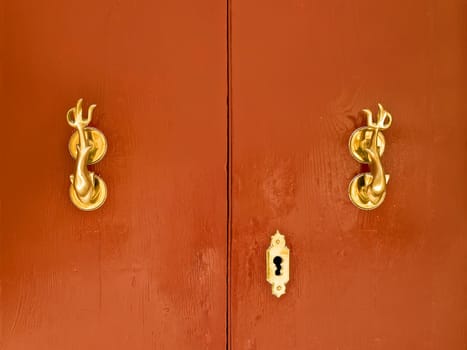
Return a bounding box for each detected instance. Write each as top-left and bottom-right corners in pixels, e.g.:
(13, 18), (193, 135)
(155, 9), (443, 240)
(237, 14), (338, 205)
(68, 127), (107, 164)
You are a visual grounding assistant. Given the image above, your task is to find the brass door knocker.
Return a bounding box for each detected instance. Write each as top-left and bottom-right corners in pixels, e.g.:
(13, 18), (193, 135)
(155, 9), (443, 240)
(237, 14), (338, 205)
(348, 104), (392, 210)
(67, 99), (107, 211)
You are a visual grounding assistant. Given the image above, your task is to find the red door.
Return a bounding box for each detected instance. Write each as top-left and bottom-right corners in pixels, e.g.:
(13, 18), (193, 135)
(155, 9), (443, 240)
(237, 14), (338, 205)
(2, 0), (467, 349)
(230, 0), (467, 349)
(0, 0), (227, 348)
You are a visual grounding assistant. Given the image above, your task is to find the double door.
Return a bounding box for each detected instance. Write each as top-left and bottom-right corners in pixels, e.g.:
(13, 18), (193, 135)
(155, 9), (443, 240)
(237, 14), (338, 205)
(1, 0), (466, 349)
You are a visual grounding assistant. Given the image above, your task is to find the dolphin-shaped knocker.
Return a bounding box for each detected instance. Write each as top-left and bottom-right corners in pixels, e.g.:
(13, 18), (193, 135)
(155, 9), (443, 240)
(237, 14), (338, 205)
(67, 99), (107, 210)
(349, 104), (392, 210)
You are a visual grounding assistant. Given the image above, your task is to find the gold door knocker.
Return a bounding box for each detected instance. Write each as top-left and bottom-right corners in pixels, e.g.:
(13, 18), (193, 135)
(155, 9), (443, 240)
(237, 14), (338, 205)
(266, 230), (290, 298)
(348, 104), (392, 210)
(67, 98), (107, 211)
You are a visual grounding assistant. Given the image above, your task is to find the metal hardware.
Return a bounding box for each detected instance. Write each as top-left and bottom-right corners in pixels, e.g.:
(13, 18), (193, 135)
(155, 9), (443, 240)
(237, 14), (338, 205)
(348, 103), (392, 210)
(67, 98), (107, 211)
(266, 230), (290, 298)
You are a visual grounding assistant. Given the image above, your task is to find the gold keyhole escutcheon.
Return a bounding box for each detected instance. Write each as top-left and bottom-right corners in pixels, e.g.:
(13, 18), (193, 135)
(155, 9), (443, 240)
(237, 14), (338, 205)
(266, 230), (290, 298)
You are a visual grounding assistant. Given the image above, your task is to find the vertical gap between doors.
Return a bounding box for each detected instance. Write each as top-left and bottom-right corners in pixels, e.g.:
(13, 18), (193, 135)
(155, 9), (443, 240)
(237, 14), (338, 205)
(226, 0), (232, 347)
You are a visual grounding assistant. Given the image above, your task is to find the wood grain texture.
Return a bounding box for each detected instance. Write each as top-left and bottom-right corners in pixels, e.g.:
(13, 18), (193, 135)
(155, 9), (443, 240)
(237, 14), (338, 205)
(230, 0), (467, 349)
(0, 0), (227, 349)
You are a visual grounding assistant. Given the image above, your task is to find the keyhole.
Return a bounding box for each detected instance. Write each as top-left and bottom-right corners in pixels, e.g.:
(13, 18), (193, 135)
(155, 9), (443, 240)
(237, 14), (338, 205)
(273, 256), (283, 276)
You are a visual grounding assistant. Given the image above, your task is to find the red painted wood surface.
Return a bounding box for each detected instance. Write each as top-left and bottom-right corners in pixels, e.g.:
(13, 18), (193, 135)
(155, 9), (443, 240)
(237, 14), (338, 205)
(0, 0), (227, 349)
(2, 0), (467, 349)
(230, 0), (467, 349)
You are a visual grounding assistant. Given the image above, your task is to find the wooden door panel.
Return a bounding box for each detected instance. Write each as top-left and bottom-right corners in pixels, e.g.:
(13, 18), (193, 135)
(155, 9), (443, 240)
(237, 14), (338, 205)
(0, 0), (227, 349)
(230, 0), (467, 349)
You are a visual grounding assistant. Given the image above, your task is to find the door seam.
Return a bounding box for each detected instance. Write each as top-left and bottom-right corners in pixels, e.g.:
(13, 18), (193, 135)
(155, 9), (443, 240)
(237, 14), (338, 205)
(226, 0), (232, 347)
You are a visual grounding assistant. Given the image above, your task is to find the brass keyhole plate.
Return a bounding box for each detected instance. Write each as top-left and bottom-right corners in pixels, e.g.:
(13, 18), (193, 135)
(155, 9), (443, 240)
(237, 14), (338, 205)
(266, 231), (290, 298)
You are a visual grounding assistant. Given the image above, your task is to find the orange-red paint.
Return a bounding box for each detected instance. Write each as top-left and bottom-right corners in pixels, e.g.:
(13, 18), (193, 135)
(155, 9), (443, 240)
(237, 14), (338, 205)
(1, 0), (467, 349)
(0, 0), (227, 348)
(230, 0), (467, 348)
